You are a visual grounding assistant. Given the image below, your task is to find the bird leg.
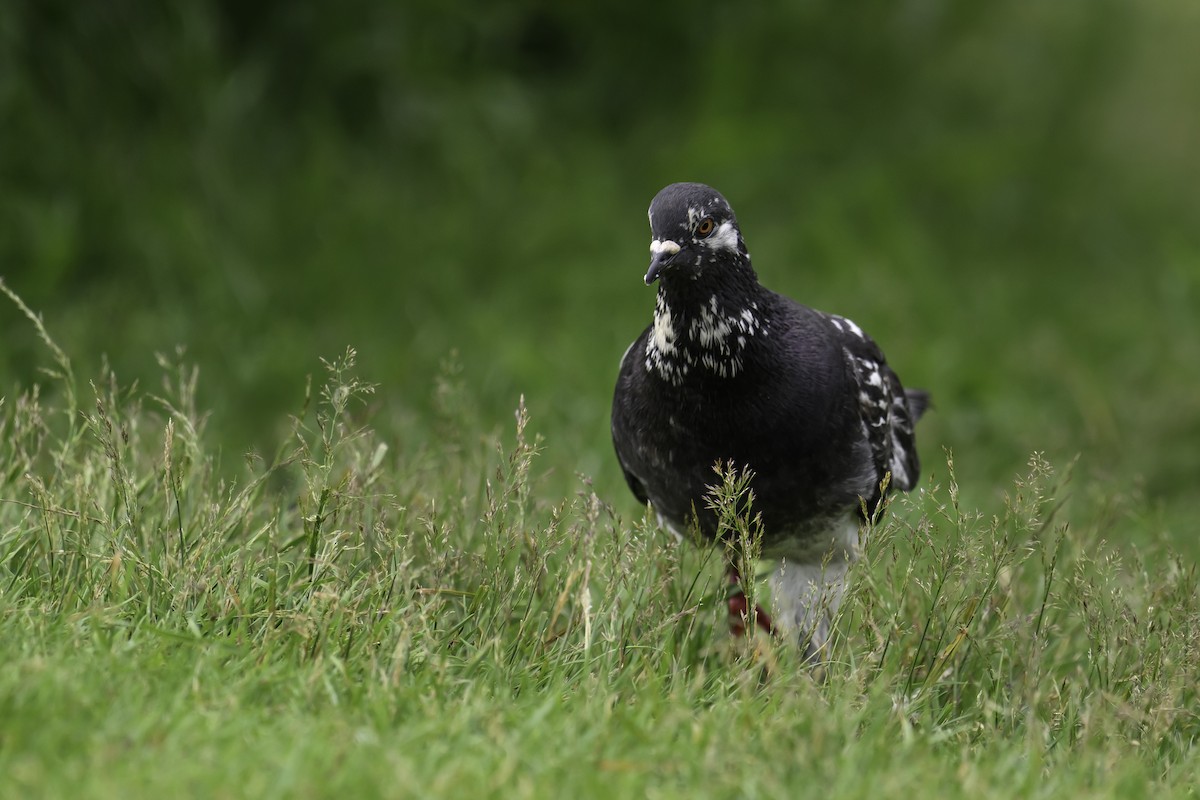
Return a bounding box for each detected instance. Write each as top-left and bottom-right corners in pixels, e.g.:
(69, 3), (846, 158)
(726, 564), (775, 637)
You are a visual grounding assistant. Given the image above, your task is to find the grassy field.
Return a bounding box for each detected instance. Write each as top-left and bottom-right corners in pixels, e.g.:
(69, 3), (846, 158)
(3, 285), (1199, 797)
(4, 2), (1200, 797)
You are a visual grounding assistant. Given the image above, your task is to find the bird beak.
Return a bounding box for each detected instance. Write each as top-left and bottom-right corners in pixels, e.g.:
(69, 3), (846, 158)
(645, 239), (681, 285)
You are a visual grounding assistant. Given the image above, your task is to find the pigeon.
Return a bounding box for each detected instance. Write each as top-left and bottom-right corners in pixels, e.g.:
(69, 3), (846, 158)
(611, 182), (929, 660)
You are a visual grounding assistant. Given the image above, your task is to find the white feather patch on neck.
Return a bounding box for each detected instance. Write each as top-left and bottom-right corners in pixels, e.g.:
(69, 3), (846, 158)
(645, 291), (768, 383)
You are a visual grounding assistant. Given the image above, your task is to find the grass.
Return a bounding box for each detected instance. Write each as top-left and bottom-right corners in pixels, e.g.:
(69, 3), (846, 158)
(2, 303), (1198, 798)
(3, 6), (1200, 794)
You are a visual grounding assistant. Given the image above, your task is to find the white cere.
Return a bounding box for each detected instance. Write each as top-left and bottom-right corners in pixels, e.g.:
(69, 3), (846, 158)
(650, 239), (681, 256)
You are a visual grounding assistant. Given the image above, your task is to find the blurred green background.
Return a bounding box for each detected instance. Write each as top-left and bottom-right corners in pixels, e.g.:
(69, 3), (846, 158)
(3, 1), (1198, 542)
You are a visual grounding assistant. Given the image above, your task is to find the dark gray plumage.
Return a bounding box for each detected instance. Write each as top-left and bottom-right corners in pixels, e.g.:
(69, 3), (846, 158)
(611, 182), (929, 658)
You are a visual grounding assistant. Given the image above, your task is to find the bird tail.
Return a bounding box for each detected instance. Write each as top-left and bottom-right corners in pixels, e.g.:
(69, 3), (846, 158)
(905, 388), (931, 420)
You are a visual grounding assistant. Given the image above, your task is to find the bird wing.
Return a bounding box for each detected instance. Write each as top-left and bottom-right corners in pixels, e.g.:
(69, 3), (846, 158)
(611, 334), (651, 506)
(826, 314), (924, 502)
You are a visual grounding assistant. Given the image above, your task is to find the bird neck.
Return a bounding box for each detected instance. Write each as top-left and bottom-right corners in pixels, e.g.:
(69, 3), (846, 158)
(645, 269), (770, 385)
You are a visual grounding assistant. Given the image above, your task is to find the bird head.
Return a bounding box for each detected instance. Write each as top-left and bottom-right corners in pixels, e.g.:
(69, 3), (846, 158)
(644, 183), (749, 286)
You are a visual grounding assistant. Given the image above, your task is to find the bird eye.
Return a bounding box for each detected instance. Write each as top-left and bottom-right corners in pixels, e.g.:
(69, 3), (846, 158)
(697, 218), (715, 237)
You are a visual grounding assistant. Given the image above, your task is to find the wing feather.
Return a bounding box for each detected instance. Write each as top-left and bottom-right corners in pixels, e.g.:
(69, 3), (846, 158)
(827, 314), (925, 505)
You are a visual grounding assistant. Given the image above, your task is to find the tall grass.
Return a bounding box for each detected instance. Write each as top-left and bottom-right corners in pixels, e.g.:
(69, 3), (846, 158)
(1, 289), (1198, 796)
